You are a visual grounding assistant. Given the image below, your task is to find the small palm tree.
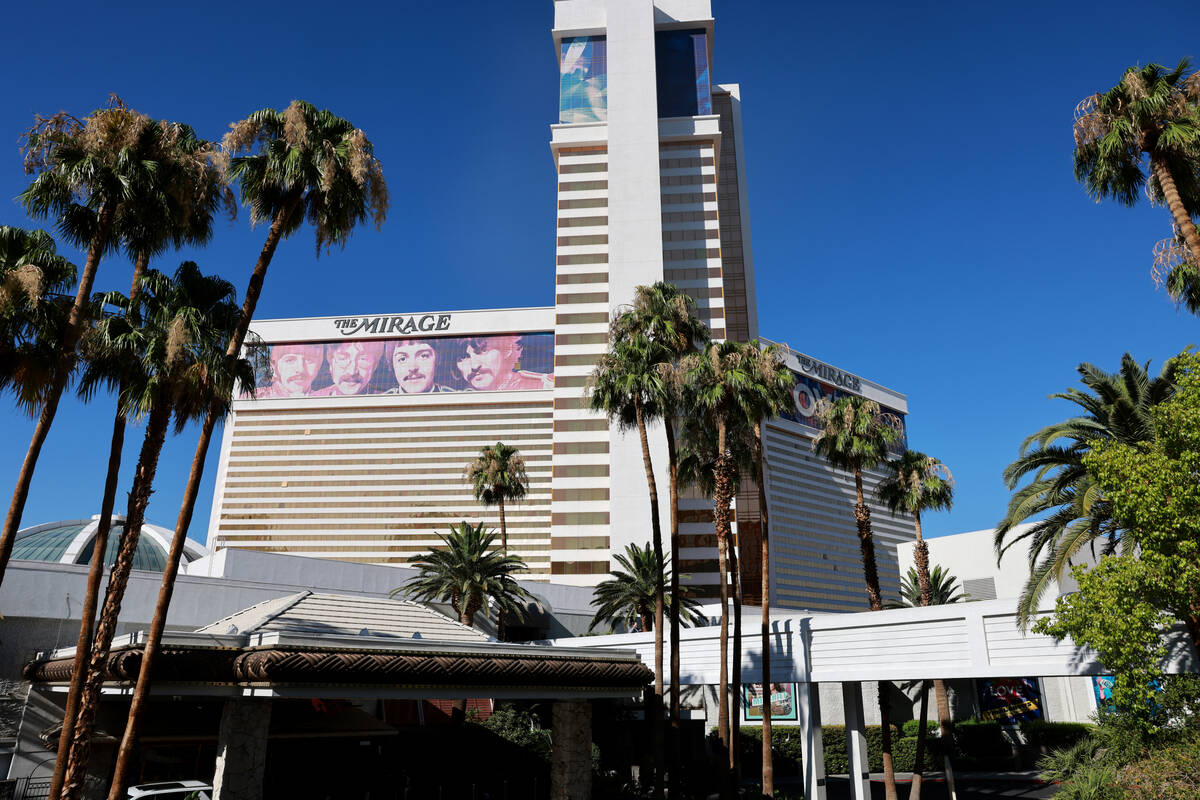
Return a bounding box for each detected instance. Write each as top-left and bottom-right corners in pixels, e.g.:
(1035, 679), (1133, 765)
(813, 394), (901, 800)
(60, 264), (252, 800)
(887, 565), (966, 608)
(398, 522), (532, 629)
(1073, 60), (1200, 269)
(997, 353), (1175, 626)
(587, 543), (707, 633)
(466, 442), (528, 554)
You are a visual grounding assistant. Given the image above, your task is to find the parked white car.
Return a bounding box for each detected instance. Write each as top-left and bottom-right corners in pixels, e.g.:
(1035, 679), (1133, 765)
(126, 781), (212, 799)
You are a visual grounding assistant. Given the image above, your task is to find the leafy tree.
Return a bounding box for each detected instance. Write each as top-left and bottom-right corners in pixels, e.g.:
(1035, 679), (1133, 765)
(399, 521), (532, 629)
(1036, 351), (1200, 727)
(587, 542), (707, 633)
(609, 281), (708, 794)
(1, 99), (166, 589)
(1073, 60), (1200, 271)
(813, 394), (901, 800)
(60, 263), (251, 800)
(997, 354), (1176, 627)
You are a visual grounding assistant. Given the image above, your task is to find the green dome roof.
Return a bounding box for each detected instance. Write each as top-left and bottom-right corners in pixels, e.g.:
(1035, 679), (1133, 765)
(12, 516), (207, 570)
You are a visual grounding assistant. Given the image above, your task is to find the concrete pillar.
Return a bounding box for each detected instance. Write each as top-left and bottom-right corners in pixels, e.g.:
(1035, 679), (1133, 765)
(841, 682), (870, 800)
(551, 700), (592, 800)
(212, 699), (271, 800)
(797, 682), (826, 800)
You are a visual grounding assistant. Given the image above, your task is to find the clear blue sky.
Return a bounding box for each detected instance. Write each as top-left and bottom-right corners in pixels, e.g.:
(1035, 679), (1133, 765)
(1, 0), (1196, 544)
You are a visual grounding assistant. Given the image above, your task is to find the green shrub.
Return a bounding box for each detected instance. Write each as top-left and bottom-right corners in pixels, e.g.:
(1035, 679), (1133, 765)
(1022, 720), (1093, 750)
(891, 735), (943, 772)
(901, 719), (938, 738)
(481, 704), (552, 761)
(1117, 732), (1200, 800)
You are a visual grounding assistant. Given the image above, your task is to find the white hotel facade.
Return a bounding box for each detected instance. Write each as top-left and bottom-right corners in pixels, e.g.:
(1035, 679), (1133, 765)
(205, 0), (915, 612)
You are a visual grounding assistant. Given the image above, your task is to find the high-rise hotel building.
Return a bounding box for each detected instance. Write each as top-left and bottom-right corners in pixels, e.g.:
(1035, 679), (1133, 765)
(205, 0), (914, 613)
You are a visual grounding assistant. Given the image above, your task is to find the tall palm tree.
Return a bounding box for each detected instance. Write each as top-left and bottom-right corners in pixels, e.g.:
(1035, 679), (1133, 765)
(996, 353), (1176, 626)
(1, 99), (160, 588)
(1152, 225), (1200, 312)
(587, 542), (707, 633)
(59, 264), (250, 800)
(730, 342), (793, 797)
(609, 281), (708, 793)
(680, 340), (763, 783)
(152, 100), (389, 615)
(813, 395), (901, 800)
(1073, 60), (1200, 268)
(398, 521), (531, 723)
(878, 450), (954, 800)
(589, 329), (671, 798)
(48, 122), (229, 800)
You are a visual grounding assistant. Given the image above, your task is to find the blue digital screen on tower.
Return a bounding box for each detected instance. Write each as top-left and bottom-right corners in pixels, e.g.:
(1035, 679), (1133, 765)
(559, 36), (607, 124)
(656, 29), (711, 117)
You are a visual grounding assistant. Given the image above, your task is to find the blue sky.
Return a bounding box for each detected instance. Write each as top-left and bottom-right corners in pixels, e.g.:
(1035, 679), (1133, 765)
(1, 0), (1196, 545)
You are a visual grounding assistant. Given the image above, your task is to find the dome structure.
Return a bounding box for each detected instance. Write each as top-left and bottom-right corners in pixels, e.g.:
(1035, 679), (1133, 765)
(12, 515), (207, 571)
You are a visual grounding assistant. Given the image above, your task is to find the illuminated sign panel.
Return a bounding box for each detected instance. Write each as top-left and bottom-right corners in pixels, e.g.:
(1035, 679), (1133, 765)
(559, 36), (607, 124)
(247, 332), (554, 399)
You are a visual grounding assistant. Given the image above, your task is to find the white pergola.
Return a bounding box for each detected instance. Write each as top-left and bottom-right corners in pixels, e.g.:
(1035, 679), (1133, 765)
(552, 598), (1199, 799)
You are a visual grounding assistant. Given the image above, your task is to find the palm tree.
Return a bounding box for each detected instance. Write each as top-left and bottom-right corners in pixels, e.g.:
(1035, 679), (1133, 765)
(1, 99), (161, 589)
(465, 441), (529, 641)
(589, 329), (671, 798)
(680, 340), (764, 783)
(587, 542), (707, 633)
(731, 342), (794, 797)
(996, 353), (1176, 626)
(878, 451), (954, 800)
(59, 264), (251, 800)
(398, 521), (530, 722)
(887, 565), (966, 608)
(466, 442), (528, 554)
(0, 226), (77, 414)
(1073, 60), (1200, 268)
(47, 122), (229, 800)
(609, 281), (708, 794)
(150, 100), (389, 619)
(813, 395), (901, 800)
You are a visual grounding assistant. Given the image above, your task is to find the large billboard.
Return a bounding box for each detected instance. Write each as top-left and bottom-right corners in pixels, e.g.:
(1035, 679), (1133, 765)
(247, 333), (554, 399)
(656, 29), (711, 117)
(559, 36), (607, 124)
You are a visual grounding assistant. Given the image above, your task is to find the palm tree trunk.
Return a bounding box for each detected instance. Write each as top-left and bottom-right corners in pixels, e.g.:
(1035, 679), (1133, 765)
(664, 416), (682, 795)
(755, 423), (774, 796)
(497, 495), (507, 641)
(632, 399), (665, 800)
(728, 537), (741, 779)
(1151, 152), (1200, 266)
(61, 400), (172, 800)
(48, 249), (150, 800)
(912, 680), (930, 800)
(106, 405), (218, 800)
(934, 678), (957, 798)
(853, 467), (897, 800)
(713, 423), (731, 760)
(0, 202), (117, 590)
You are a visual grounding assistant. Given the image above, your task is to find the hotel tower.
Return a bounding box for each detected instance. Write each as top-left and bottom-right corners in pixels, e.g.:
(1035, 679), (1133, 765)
(205, 0), (915, 612)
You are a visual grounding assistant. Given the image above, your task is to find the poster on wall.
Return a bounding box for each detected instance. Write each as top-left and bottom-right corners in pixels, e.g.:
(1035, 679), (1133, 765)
(977, 677), (1043, 724)
(743, 683), (798, 722)
(247, 333), (554, 399)
(559, 36), (607, 124)
(782, 371), (908, 447)
(1092, 675), (1115, 711)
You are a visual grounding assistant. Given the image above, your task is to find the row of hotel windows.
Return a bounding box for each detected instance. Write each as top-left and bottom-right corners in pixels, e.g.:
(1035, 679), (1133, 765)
(556, 292), (608, 306)
(559, 198), (608, 210)
(556, 273), (607, 286)
(237, 404), (553, 420)
(558, 216), (608, 228)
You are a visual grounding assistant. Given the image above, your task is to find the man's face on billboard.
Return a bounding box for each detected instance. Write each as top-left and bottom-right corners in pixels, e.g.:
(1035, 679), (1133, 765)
(392, 341), (437, 393)
(327, 342), (380, 395)
(272, 346), (322, 396)
(457, 337), (519, 390)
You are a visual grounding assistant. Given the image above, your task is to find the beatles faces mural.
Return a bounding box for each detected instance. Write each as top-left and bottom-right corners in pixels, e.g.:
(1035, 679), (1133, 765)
(249, 333), (554, 399)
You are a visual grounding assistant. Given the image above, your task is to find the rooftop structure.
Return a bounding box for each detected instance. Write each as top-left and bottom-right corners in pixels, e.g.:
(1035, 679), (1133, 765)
(12, 516), (206, 572)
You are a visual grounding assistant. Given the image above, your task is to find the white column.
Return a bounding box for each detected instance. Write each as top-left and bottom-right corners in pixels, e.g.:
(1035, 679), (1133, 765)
(212, 699), (271, 800)
(797, 681), (826, 800)
(841, 682), (870, 800)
